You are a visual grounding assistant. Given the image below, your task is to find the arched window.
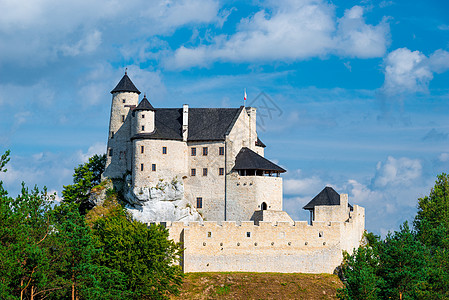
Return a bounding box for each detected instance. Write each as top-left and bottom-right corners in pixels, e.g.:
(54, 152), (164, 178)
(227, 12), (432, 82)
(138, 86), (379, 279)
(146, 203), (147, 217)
(261, 202), (267, 210)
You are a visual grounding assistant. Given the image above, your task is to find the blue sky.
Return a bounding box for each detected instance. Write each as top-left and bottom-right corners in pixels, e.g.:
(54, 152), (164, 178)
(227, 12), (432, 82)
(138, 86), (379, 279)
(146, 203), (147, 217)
(1, 0), (448, 236)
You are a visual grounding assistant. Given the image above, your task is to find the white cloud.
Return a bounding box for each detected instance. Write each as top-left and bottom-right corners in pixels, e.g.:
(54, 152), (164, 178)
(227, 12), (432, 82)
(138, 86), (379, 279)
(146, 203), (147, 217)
(284, 176), (323, 194)
(77, 142), (106, 163)
(439, 153), (449, 162)
(60, 30), (102, 56)
(165, 2), (390, 69)
(334, 6), (390, 58)
(381, 48), (449, 96)
(0, 0), (221, 66)
(373, 156), (422, 188)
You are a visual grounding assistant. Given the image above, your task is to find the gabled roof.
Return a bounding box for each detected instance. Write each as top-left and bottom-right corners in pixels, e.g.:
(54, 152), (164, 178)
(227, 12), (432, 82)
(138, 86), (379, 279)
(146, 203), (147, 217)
(131, 107), (242, 141)
(134, 96), (155, 111)
(233, 147), (286, 173)
(255, 137), (266, 148)
(303, 186), (353, 211)
(110, 73), (141, 94)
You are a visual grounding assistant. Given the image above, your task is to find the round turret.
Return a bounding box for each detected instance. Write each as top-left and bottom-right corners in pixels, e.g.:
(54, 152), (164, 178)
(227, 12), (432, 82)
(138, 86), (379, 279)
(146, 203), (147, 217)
(132, 94), (155, 136)
(104, 72), (141, 179)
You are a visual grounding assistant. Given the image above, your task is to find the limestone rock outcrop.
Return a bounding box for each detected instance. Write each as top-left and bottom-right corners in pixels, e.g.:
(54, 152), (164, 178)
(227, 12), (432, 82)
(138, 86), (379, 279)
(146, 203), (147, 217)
(122, 175), (203, 223)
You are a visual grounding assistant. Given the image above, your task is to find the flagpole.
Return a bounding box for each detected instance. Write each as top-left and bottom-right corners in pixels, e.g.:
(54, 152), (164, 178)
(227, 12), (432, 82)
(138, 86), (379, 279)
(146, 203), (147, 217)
(244, 88), (247, 107)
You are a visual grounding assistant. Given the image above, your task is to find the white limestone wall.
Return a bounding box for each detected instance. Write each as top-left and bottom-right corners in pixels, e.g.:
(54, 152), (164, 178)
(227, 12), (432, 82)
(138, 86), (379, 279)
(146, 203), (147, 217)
(314, 194), (350, 222)
(132, 139), (187, 189)
(165, 219), (362, 274)
(340, 205), (365, 255)
(184, 141), (226, 221)
(226, 174), (283, 221)
(104, 92), (139, 178)
(225, 108), (260, 172)
(132, 110), (155, 135)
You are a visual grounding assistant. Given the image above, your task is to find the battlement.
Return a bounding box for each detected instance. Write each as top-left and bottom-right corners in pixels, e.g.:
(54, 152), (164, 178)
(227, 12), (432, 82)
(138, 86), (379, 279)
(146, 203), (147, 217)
(150, 205), (364, 273)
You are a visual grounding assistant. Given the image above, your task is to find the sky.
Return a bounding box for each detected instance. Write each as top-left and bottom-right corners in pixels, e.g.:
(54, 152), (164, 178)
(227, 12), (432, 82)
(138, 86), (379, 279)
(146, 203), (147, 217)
(0, 0), (448, 236)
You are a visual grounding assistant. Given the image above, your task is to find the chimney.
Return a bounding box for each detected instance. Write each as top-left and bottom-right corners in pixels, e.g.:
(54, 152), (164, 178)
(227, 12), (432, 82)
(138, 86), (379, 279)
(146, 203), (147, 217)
(183, 104), (189, 141)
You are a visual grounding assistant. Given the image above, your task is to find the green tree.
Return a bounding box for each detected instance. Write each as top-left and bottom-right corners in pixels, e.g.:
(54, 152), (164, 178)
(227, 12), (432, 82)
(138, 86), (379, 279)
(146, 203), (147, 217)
(337, 232), (381, 300)
(0, 149), (10, 172)
(91, 201), (184, 299)
(414, 173), (449, 299)
(51, 202), (130, 300)
(378, 222), (428, 300)
(0, 182), (60, 300)
(62, 154), (106, 213)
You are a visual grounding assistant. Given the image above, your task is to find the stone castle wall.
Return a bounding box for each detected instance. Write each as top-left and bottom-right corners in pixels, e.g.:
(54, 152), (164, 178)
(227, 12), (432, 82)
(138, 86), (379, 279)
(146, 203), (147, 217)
(226, 174), (283, 221)
(163, 204), (364, 274)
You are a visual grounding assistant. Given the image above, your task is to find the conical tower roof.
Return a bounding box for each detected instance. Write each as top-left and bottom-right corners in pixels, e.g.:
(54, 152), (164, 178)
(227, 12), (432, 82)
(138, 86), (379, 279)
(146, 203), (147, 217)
(110, 72), (141, 94)
(134, 95), (155, 111)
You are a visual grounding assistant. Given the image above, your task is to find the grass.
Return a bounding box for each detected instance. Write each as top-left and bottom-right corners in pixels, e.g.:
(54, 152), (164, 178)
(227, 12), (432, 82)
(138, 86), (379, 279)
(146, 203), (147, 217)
(171, 272), (343, 300)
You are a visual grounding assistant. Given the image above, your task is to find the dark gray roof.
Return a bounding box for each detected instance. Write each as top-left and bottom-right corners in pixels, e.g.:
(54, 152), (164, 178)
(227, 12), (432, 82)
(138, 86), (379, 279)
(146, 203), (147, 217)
(303, 186), (353, 210)
(255, 137), (266, 148)
(134, 96), (155, 111)
(233, 147), (286, 173)
(188, 108), (242, 141)
(111, 73), (141, 94)
(131, 107), (242, 141)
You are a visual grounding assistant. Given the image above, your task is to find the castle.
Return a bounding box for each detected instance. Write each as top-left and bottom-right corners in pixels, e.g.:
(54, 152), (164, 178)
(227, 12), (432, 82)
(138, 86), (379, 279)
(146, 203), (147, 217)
(103, 72), (365, 273)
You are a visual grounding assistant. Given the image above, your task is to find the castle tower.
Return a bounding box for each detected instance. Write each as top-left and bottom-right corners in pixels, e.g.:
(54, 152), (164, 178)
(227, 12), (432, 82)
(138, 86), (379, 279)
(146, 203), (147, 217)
(103, 72), (141, 178)
(132, 95), (155, 136)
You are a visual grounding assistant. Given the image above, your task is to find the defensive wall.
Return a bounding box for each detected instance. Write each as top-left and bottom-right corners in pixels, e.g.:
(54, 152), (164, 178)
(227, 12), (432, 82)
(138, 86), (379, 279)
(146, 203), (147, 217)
(157, 203), (364, 274)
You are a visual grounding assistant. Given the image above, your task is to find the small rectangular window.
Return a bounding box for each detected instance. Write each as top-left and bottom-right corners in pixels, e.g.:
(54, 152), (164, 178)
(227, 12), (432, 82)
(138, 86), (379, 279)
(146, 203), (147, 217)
(203, 168), (208, 176)
(162, 147), (167, 154)
(110, 131), (114, 139)
(122, 99), (126, 103)
(141, 146), (144, 154)
(141, 125), (145, 131)
(142, 114), (145, 118)
(191, 169), (196, 176)
(219, 168), (224, 176)
(203, 147), (208, 156)
(108, 149), (113, 156)
(152, 164), (156, 171)
(191, 147), (196, 156)
(140, 164), (144, 171)
(121, 115), (125, 122)
(196, 197), (203, 209)
(246, 232), (251, 238)
(219, 147), (224, 155)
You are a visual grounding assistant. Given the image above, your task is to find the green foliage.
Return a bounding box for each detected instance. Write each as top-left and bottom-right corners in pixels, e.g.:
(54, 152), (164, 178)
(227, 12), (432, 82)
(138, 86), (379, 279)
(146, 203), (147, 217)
(0, 149), (10, 172)
(337, 237), (380, 300)
(378, 222), (428, 299)
(91, 203), (184, 299)
(62, 154), (106, 213)
(414, 173), (449, 299)
(1, 152), (184, 299)
(339, 173), (449, 300)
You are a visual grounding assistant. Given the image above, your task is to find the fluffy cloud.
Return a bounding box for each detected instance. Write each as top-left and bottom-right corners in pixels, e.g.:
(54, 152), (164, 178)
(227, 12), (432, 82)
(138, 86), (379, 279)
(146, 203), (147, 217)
(165, 2), (390, 69)
(282, 155), (432, 236)
(77, 142), (106, 163)
(382, 48), (449, 95)
(0, 0), (221, 66)
(373, 156), (422, 188)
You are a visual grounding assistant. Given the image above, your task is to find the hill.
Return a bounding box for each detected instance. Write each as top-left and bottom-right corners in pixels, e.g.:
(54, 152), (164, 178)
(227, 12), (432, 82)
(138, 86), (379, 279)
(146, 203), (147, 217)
(171, 272), (343, 300)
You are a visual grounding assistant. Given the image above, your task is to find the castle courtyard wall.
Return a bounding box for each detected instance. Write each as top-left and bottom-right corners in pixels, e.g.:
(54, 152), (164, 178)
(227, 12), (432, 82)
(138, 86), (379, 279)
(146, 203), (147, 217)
(164, 206), (364, 274)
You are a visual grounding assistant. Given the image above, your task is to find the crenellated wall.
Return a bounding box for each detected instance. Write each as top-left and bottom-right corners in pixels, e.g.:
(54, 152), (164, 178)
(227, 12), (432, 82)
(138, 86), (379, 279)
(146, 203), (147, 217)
(162, 202), (364, 274)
